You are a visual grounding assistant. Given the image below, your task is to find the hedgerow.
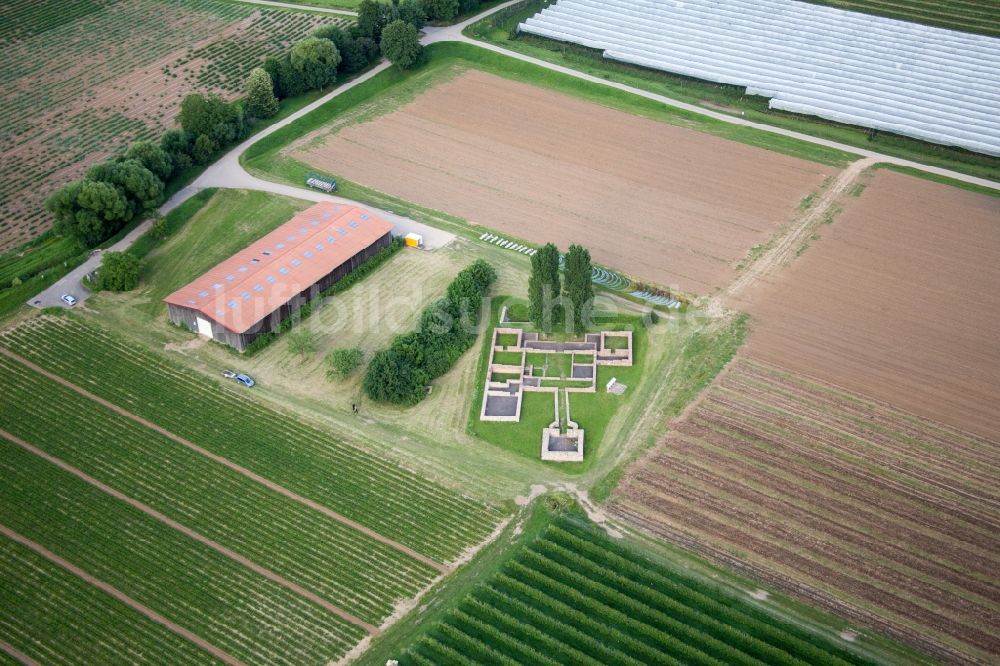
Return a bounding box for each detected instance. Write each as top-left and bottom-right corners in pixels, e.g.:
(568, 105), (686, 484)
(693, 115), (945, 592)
(363, 259), (496, 405)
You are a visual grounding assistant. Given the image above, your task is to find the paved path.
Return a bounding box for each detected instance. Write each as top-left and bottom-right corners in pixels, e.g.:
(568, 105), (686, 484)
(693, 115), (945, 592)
(0, 427), (378, 634)
(31, 0), (997, 310)
(0, 521), (245, 666)
(0, 347), (450, 576)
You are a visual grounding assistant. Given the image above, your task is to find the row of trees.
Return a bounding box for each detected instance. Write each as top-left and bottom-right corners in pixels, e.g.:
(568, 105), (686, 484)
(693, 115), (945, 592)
(528, 243), (594, 334)
(44, 2), (439, 256)
(364, 259), (496, 404)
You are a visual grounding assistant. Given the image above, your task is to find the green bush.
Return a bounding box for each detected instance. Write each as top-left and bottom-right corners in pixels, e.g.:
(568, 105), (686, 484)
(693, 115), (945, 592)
(326, 347), (364, 380)
(363, 259), (496, 405)
(287, 328), (319, 357)
(95, 251), (141, 292)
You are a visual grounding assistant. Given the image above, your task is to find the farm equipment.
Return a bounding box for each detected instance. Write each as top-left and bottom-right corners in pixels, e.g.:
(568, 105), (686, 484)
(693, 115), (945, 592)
(306, 173), (336, 192)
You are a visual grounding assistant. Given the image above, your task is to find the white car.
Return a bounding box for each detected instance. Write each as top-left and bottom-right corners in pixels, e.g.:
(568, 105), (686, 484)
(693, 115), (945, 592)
(61, 294), (78, 306)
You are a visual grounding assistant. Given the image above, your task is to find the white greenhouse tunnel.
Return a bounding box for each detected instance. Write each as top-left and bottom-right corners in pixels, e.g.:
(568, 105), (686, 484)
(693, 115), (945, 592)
(519, 0), (1000, 156)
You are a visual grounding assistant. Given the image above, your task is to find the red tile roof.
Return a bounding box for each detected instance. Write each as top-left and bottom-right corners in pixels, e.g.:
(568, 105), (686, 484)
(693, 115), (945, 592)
(164, 201), (393, 334)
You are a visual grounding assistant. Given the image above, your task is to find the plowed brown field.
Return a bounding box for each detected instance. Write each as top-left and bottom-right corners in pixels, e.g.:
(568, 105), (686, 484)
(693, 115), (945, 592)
(737, 170), (1000, 441)
(613, 358), (1000, 664)
(291, 69), (834, 294)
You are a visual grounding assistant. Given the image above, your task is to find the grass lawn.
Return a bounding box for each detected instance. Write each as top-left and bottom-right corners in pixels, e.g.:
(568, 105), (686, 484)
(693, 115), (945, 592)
(604, 333), (630, 350)
(573, 352), (593, 363)
(469, 297), (649, 473)
(492, 350), (524, 365)
(466, 2), (998, 182)
(495, 332), (519, 347)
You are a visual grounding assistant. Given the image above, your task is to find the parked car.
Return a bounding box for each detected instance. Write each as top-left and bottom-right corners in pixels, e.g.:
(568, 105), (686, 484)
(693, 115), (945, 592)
(234, 373), (255, 388)
(221, 370), (236, 379)
(61, 294), (78, 306)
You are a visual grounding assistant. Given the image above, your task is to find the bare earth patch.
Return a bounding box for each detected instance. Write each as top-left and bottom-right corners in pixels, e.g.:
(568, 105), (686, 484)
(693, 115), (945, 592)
(737, 170), (1000, 441)
(292, 69), (834, 294)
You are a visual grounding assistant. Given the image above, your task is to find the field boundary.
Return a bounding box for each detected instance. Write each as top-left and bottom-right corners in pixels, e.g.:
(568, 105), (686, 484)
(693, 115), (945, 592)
(610, 507), (975, 665)
(0, 427), (379, 634)
(0, 347), (449, 574)
(0, 523), (244, 666)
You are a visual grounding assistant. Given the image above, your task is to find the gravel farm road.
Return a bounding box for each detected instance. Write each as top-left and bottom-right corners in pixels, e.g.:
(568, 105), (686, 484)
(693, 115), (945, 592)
(30, 0), (998, 309)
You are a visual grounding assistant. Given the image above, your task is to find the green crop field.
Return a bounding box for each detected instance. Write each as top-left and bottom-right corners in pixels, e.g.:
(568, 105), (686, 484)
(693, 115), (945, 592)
(800, 0), (1000, 36)
(0, 0), (345, 250)
(393, 515), (877, 665)
(0, 315), (504, 564)
(0, 537), (217, 665)
(0, 354), (438, 624)
(0, 440), (366, 665)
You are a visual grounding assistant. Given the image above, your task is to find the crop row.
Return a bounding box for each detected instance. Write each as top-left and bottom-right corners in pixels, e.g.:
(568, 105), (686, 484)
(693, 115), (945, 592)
(0, 440), (365, 665)
(1, 316), (503, 562)
(0, 355), (436, 624)
(0, 536), (218, 665)
(399, 518), (874, 665)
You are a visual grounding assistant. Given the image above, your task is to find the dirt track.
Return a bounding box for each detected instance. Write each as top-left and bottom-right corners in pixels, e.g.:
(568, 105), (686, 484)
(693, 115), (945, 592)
(736, 169), (1000, 441)
(293, 69), (834, 294)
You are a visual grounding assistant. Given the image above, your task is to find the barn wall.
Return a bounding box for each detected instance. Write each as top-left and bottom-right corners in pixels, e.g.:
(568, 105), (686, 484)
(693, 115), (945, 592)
(181, 231), (394, 352)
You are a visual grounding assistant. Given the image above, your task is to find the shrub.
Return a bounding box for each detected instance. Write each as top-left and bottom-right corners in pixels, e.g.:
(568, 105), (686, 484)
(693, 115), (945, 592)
(325, 347), (364, 379)
(95, 251), (141, 291)
(381, 20), (423, 70)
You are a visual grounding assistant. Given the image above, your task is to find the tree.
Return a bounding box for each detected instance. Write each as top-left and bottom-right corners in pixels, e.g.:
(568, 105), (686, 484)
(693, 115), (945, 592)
(150, 216), (168, 240)
(263, 54), (305, 99)
(245, 67), (279, 119)
(396, 0), (427, 30)
(290, 37), (341, 90)
(125, 141), (173, 181)
(191, 134), (217, 164)
(177, 93), (244, 146)
(563, 244), (593, 334)
(357, 0), (395, 39)
(528, 243), (561, 333)
(325, 347), (364, 379)
(341, 35), (380, 73)
(160, 129), (194, 170)
(95, 251), (141, 291)
(288, 328), (319, 357)
(46, 180), (129, 247)
(380, 20), (422, 70)
(363, 347), (427, 404)
(423, 0), (458, 21)
(86, 159), (163, 216)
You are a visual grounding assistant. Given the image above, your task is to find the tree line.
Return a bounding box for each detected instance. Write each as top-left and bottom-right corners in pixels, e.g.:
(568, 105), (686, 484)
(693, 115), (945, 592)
(44, 2), (435, 253)
(363, 259), (496, 404)
(529, 243), (594, 334)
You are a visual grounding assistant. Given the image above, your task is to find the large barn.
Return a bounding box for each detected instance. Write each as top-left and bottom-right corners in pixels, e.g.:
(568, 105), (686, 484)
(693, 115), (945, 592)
(164, 201), (394, 351)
